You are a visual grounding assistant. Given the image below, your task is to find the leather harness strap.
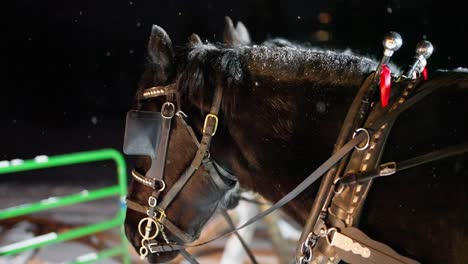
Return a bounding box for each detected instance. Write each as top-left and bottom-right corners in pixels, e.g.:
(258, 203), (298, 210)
(159, 84), (224, 210)
(303, 73), (468, 264)
(296, 73), (377, 261)
(127, 71), (468, 263)
(126, 198), (194, 243)
(221, 209), (260, 264)
(146, 133), (368, 253)
(339, 142), (468, 186)
(127, 84), (228, 263)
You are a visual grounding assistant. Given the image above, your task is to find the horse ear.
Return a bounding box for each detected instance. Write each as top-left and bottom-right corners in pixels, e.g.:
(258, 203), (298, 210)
(223, 16), (251, 47)
(188, 33), (202, 47)
(235, 21), (251, 46)
(147, 25), (175, 82)
(223, 16), (236, 47)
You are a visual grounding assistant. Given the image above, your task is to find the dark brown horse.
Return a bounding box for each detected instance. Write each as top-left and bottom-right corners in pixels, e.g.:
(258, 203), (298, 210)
(124, 24), (468, 263)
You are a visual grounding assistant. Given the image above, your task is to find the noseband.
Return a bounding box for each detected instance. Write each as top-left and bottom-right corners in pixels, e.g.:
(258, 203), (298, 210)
(125, 84), (237, 260)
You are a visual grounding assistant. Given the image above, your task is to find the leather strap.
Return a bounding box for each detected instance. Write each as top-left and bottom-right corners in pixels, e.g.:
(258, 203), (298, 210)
(296, 73), (377, 259)
(340, 142), (468, 185)
(126, 199), (194, 243)
(191, 85), (224, 169)
(180, 249), (200, 264)
(159, 165), (198, 210)
(221, 210), (259, 264)
(160, 84), (225, 209)
(146, 104), (173, 180)
(148, 133), (367, 253)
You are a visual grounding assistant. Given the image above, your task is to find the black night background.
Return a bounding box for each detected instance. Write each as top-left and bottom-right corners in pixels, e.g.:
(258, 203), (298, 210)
(1, 1), (467, 262)
(4, 0), (467, 160)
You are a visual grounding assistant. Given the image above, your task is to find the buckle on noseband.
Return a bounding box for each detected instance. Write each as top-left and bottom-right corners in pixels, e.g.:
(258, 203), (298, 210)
(146, 207), (166, 221)
(203, 114), (219, 136)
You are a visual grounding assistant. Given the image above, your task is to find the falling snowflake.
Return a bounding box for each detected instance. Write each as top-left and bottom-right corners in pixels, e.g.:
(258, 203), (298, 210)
(91, 116), (98, 125)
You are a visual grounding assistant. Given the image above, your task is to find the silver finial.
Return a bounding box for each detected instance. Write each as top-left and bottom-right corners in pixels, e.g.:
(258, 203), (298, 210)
(382, 31), (403, 56)
(405, 40), (434, 78)
(415, 40), (434, 59)
(373, 31), (403, 83)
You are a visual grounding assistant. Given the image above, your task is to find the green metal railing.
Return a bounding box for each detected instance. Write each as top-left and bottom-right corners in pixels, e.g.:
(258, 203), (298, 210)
(0, 149), (131, 264)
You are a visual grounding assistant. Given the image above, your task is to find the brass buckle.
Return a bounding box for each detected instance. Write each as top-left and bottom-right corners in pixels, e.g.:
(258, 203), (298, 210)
(154, 207), (166, 222)
(203, 114), (218, 136)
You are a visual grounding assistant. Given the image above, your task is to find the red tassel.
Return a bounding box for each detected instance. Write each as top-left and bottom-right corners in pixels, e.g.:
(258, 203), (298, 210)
(422, 67), (428, 80)
(380, 64), (391, 108)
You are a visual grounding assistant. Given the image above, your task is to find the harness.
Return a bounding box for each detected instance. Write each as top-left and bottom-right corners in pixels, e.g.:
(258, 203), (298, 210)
(124, 33), (468, 264)
(125, 84), (240, 262)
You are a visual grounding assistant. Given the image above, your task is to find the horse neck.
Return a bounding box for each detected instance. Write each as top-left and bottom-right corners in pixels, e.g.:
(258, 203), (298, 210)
(217, 48), (374, 223)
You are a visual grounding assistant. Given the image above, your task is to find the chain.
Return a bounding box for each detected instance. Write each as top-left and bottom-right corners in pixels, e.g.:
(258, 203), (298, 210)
(298, 232), (318, 264)
(159, 223), (170, 244)
(298, 212), (330, 264)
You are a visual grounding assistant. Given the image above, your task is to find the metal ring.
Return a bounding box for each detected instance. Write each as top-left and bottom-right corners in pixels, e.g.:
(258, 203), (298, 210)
(148, 196), (157, 207)
(146, 209), (156, 218)
(300, 241), (309, 255)
(304, 232), (315, 247)
(300, 246), (313, 263)
(154, 179), (166, 191)
(176, 110), (188, 118)
(161, 102), (175, 119)
(298, 256), (305, 264)
(139, 244), (148, 259)
(353, 128), (370, 151)
(333, 177), (345, 194)
(304, 250), (313, 262)
(138, 217), (160, 239)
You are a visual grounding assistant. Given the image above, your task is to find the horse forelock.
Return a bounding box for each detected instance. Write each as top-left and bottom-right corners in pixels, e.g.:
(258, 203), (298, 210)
(177, 44), (245, 119)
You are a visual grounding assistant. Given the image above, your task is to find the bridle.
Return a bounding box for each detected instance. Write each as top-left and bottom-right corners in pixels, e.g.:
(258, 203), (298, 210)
(125, 83), (238, 261)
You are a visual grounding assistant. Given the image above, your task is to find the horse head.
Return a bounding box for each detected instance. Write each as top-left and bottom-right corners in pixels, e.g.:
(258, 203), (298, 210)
(124, 22), (251, 263)
(123, 19), (380, 262)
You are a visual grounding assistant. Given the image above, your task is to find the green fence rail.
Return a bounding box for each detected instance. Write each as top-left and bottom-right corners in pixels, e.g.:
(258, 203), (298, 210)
(0, 149), (131, 264)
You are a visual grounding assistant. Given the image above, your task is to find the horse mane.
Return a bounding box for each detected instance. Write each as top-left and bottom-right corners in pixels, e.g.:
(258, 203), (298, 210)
(176, 43), (378, 119)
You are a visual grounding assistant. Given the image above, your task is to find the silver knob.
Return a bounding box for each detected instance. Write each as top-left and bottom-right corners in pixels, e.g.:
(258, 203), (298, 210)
(382, 31), (403, 56)
(406, 40), (434, 77)
(373, 32), (403, 83)
(415, 40), (434, 59)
